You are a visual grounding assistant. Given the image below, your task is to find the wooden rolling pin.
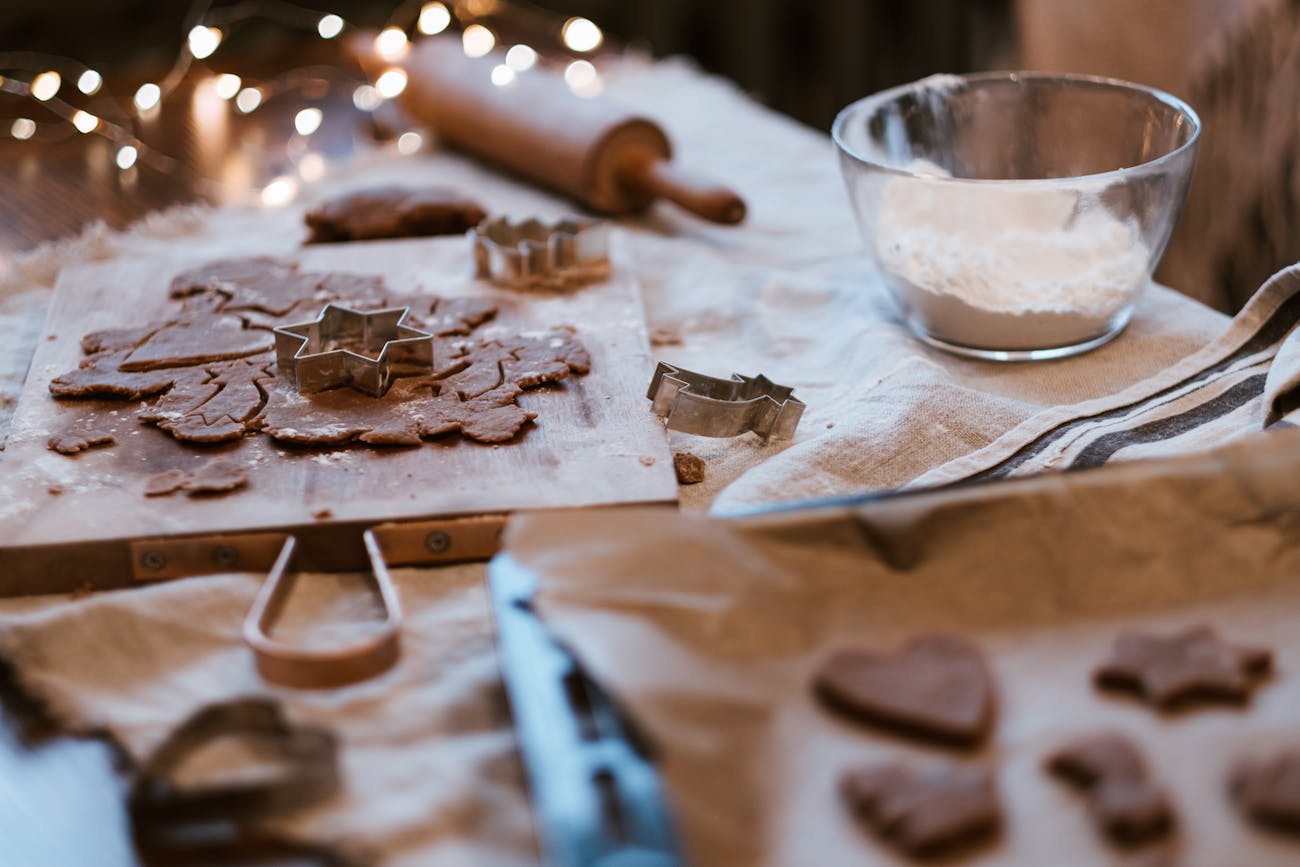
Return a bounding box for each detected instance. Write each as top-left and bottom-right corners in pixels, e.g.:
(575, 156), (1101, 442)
(358, 35), (746, 224)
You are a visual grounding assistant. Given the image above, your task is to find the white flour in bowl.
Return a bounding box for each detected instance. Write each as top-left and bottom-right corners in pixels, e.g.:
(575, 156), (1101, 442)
(875, 165), (1150, 351)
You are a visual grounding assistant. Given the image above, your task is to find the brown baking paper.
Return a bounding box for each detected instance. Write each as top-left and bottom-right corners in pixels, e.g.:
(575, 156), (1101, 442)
(511, 426), (1300, 867)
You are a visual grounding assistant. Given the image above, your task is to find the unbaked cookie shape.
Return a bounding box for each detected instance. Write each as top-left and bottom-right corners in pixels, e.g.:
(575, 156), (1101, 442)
(49, 257), (590, 447)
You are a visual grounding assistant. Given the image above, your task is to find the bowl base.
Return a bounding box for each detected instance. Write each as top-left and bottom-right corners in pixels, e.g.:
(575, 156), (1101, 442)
(907, 315), (1131, 362)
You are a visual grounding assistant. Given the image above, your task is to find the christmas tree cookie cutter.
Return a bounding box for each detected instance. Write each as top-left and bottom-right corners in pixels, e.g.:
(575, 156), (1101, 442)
(647, 361), (805, 441)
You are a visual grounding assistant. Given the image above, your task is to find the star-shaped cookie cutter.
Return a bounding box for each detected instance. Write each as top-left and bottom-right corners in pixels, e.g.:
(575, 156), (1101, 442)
(273, 304), (434, 398)
(470, 215), (610, 289)
(647, 361), (805, 441)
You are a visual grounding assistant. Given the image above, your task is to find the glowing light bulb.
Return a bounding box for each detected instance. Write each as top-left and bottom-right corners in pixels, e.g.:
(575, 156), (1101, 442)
(418, 2), (451, 35)
(188, 26), (223, 60)
(115, 145), (138, 170)
(294, 107), (323, 136)
(562, 17), (603, 53)
(72, 110), (99, 134)
(10, 118), (35, 140)
(375, 27), (409, 62)
(490, 64), (515, 87)
(397, 131), (423, 155)
(30, 71), (61, 102)
(317, 14), (344, 39)
(462, 24), (495, 58)
(235, 87), (262, 113)
(352, 84), (382, 111)
(375, 69), (408, 99)
(564, 60), (601, 96)
(77, 69), (102, 95)
(214, 73), (241, 100)
(298, 152), (327, 181)
(261, 176), (299, 207)
(505, 44), (537, 71)
(134, 82), (162, 112)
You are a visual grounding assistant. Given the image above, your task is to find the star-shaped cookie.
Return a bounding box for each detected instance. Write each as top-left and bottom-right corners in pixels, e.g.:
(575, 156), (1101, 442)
(1094, 624), (1272, 709)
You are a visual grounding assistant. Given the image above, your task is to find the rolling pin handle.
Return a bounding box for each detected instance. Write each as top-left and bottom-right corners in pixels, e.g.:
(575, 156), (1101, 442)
(621, 154), (747, 225)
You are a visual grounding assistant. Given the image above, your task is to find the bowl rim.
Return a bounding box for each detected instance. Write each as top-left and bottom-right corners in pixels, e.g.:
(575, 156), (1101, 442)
(831, 70), (1203, 186)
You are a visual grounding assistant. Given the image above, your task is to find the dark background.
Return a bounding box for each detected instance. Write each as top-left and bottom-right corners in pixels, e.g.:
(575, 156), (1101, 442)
(0, 0), (1016, 131)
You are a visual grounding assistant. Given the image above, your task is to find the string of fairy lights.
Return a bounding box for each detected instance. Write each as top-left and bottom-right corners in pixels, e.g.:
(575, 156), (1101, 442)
(0, 0), (608, 198)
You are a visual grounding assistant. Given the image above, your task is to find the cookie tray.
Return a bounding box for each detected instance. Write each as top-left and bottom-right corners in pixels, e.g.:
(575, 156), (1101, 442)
(497, 429), (1300, 867)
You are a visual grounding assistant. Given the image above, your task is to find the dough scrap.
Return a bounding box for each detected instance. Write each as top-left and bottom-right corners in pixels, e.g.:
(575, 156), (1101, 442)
(120, 316), (273, 371)
(185, 458), (249, 494)
(386, 293), (499, 336)
(438, 329), (591, 400)
(48, 427), (116, 455)
(81, 323), (167, 355)
(56, 259), (586, 451)
(138, 359), (276, 443)
(144, 460), (250, 496)
(673, 451), (705, 484)
(304, 186), (488, 243)
(50, 353), (197, 401)
(144, 468), (190, 497)
(260, 377), (534, 446)
(502, 326), (591, 387)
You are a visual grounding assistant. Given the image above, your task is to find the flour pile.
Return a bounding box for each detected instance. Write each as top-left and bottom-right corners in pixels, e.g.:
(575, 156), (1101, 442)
(876, 165), (1151, 352)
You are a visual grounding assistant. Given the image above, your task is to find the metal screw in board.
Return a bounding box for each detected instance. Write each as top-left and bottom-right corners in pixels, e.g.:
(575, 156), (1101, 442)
(425, 531), (451, 554)
(140, 551), (167, 572)
(212, 545), (239, 569)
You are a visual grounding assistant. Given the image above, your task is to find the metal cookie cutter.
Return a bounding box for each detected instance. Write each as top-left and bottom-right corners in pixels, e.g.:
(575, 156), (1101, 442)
(648, 361), (805, 441)
(273, 303), (433, 398)
(243, 530), (402, 689)
(129, 697), (339, 833)
(470, 215), (610, 289)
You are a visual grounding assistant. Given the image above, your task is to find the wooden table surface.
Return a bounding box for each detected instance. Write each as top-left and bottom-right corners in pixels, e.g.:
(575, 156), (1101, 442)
(0, 75), (378, 867)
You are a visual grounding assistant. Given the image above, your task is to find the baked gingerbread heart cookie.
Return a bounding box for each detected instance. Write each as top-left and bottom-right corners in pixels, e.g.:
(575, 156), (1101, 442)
(813, 633), (995, 747)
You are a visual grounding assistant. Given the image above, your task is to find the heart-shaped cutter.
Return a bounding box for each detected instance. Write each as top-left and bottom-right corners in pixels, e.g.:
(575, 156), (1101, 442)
(129, 697), (339, 832)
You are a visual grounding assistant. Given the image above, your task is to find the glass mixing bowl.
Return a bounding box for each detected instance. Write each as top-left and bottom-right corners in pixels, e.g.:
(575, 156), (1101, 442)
(833, 72), (1201, 361)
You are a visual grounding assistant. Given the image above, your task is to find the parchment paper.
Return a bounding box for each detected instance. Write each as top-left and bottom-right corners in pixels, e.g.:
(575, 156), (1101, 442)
(519, 427), (1300, 867)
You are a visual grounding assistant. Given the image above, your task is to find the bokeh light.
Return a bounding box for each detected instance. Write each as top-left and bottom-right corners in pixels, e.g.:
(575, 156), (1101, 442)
(505, 44), (537, 71)
(31, 71), (61, 102)
(295, 107), (323, 136)
(462, 24), (496, 58)
(115, 145), (138, 170)
(562, 17), (603, 53)
(418, 3), (451, 35)
(317, 14), (344, 39)
(188, 26), (223, 60)
(376, 69), (408, 99)
(76, 69), (102, 95)
(134, 82), (162, 112)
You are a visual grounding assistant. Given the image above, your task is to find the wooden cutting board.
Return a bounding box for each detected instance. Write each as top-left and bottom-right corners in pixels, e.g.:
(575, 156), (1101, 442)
(0, 236), (677, 595)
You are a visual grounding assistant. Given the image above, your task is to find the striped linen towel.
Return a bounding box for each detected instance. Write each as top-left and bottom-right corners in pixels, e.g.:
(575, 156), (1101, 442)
(911, 262), (1300, 488)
